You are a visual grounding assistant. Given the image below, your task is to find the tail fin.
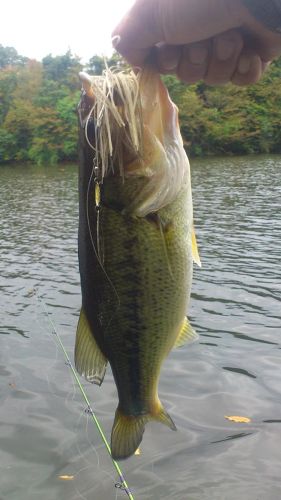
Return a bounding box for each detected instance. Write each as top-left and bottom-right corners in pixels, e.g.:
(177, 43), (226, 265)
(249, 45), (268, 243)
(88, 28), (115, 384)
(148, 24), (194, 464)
(111, 404), (176, 460)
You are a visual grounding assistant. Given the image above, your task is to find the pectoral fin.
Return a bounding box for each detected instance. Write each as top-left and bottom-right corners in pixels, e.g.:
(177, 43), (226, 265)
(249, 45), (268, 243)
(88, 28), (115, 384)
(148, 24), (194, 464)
(192, 225), (201, 267)
(75, 308), (107, 385)
(174, 317), (198, 348)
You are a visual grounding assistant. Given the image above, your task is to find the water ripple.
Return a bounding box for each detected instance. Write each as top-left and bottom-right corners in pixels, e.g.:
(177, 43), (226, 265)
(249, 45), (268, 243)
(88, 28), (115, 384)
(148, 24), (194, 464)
(1, 158), (281, 499)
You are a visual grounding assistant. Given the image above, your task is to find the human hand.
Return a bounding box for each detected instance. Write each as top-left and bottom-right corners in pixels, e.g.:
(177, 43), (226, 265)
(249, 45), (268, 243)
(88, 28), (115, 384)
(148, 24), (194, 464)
(112, 0), (281, 85)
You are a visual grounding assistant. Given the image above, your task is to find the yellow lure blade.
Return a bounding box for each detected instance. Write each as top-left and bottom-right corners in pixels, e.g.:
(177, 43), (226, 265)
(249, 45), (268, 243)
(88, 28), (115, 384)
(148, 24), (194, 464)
(95, 183), (101, 207)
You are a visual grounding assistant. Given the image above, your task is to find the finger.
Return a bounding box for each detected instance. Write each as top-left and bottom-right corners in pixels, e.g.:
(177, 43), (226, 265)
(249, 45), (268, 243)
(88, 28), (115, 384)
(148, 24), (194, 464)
(205, 30), (243, 85)
(112, 1), (162, 66)
(176, 41), (210, 84)
(112, 0), (246, 66)
(238, 18), (281, 61)
(155, 44), (182, 73)
(262, 61), (271, 73)
(232, 50), (263, 85)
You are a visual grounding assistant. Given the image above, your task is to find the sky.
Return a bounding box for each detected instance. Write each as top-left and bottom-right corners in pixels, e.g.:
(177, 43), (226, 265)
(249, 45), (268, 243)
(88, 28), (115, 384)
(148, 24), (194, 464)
(0, 0), (134, 62)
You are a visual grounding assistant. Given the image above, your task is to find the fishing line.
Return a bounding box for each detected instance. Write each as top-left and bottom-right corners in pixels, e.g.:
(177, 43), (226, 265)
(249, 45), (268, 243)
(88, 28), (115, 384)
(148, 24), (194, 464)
(82, 68), (141, 306)
(34, 290), (135, 500)
(84, 115), (121, 311)
(84, 150), (121, 309)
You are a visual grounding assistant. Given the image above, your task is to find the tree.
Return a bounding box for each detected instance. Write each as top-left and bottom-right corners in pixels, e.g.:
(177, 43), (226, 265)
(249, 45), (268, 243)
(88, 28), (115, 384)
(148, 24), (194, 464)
(28, 106), (67, 165)
(86, 52), (126, 75)
(4, 98), (37, 161)
(0, 45), (28, 69)
(42, 51), (82, 90)
(56, 92), (80, 160)
(0, 67), (18, 123)
(1, 46), (281, 165)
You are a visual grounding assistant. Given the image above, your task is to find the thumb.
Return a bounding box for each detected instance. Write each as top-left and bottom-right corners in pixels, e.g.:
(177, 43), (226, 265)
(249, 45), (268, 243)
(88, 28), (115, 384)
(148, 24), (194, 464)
(112, 0), (245, 66)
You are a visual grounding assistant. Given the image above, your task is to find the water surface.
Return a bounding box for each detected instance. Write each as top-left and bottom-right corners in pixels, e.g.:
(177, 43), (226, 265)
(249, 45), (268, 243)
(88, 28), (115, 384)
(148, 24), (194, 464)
(1, 156), (281, 500)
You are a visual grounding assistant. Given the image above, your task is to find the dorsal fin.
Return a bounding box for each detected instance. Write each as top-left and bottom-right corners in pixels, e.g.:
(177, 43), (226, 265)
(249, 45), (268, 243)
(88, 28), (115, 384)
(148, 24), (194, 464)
(75, 308), (107, 385)
(174, 317), (198, 348)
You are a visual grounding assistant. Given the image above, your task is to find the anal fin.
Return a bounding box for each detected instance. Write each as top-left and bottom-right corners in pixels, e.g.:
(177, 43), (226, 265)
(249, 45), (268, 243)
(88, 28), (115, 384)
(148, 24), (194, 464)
(75, 308), (107, 385)
(174, 317), (198, 348)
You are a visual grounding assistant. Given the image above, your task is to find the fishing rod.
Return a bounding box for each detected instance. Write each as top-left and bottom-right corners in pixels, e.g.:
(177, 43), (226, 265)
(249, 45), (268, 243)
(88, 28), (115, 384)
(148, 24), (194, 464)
(35, 290), (134, 500)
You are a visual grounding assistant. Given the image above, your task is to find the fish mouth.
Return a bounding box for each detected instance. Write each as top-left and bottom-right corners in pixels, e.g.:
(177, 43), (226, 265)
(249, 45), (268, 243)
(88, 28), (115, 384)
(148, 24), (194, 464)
(78, 68), (143, 179)
(78, 68), (178, 149)
(79, 71), (95, 99)
(138, 68), (180, 144)
(78, 66), (189, 216)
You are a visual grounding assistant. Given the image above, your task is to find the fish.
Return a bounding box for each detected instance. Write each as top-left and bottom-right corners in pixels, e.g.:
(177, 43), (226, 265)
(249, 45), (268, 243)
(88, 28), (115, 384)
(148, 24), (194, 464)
(75, 66), (200, 460)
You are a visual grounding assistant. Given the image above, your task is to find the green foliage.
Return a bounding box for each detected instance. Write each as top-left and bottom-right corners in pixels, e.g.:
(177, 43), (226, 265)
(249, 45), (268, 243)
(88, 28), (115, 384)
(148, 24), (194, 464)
(0, 67), (18, 122)
(164, 60), (281, 156)
(0, 128), (17, 162)
(42, 51), (82, 89)
(86, 55), (105, 76)
(0, 45), (28, 68)
(56, 92), (81, 158)
(0, 50), (82, 165)
(34, 79), (70, 108)
(86, 52), (125, 75)
(4, 98), (37, 161)
(0, 49), (281, 165)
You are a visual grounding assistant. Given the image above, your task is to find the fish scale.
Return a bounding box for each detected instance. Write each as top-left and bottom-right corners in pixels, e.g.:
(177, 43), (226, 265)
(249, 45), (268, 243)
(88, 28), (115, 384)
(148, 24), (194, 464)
(75, 67), (199, 460)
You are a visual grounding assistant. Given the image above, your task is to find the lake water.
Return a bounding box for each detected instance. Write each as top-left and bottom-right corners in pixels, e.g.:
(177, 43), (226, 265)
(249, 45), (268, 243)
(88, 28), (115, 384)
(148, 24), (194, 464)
(0, 156), (281, 500)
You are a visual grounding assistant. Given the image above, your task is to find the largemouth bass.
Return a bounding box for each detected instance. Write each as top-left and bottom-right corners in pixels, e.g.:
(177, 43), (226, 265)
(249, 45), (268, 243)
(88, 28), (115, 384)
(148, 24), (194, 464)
(76, 67), (200, 460)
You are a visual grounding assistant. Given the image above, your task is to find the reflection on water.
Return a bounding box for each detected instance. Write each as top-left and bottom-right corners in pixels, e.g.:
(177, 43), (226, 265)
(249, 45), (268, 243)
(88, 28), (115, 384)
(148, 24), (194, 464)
(222, 367), (257, 379)
(0, 157), (281, 500)
(210, 432), (254, 444)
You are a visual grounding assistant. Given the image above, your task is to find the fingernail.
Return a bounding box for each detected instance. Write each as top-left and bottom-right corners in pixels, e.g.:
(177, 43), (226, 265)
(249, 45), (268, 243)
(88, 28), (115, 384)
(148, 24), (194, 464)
(189, 46), (208, 65)
(262, 61), (270, 73)
(238, 56), (251, 74)
(216, 38), (235, 61)
(162, 57), (178, 71)
(161, 50), (179, 71)
(112, 35), (121, 49)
